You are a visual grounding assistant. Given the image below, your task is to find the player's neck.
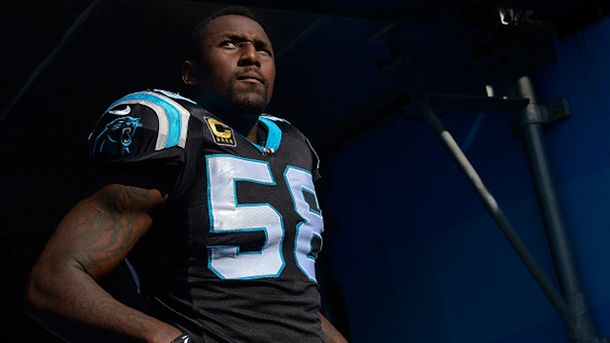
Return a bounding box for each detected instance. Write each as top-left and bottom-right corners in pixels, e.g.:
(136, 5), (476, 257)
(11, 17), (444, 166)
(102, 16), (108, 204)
(246, 121), (259, 142)
(206, 103), (259, 141)
(196, 92), (261, 141)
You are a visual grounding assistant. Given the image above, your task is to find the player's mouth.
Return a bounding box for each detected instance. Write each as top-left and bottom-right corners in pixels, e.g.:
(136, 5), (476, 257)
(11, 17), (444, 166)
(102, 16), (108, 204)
(236, 72), (266, 86)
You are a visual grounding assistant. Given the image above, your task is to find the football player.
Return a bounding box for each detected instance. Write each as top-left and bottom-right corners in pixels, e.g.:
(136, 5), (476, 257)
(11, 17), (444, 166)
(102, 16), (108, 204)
(26, 6), (347, 343)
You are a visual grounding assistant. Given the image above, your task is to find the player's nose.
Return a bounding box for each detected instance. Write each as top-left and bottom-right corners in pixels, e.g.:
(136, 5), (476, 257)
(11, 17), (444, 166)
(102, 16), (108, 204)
(238, 42), (261, 67)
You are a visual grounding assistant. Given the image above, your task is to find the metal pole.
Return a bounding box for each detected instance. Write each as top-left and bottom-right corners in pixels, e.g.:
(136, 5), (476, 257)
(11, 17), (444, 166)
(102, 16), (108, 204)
(419, 103), (572, 322)
(516, 75), (599, 342)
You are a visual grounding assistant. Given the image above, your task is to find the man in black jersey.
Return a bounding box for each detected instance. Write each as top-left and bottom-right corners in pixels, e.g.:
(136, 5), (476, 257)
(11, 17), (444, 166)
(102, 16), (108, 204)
(26, 6), (347, 343)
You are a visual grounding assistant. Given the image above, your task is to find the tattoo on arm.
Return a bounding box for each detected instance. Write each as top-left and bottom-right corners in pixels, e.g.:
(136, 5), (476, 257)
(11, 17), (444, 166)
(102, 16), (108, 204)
(70, 185), (154, 276)
(26, 184), (180, 342)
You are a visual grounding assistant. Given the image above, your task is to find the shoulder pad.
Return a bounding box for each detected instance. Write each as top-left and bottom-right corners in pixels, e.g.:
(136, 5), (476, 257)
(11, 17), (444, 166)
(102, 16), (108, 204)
(152, 89), (198, 105)
(104, 90), (192, 150)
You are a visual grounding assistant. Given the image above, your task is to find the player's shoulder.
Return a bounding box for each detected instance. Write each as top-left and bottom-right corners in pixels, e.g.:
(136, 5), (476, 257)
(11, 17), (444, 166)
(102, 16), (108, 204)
(89, 89), (200, 161)
(259, 114), (303, 135)
(260, 113), (321, 177)
(106, 89), (199, 113)
(259, 113), (317, 148)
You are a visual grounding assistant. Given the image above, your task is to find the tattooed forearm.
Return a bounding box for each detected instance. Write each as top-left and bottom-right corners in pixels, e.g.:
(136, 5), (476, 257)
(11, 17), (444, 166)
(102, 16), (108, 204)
(28, 259), (181, 342)
(26, 184), (179, 342)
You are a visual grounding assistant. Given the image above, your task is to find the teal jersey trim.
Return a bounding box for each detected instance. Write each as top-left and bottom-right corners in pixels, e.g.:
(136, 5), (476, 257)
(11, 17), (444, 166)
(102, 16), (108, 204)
(259, 116), (282, 152)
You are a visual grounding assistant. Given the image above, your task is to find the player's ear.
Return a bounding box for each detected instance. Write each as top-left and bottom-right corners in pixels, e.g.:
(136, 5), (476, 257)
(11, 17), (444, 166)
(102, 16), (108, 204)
(181, 60), (198, 85)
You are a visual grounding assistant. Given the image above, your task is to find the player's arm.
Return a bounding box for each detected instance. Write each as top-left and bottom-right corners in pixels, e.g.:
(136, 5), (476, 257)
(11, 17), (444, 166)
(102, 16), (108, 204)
(321, 314), (348, 343)
(25, 183), (183, 343)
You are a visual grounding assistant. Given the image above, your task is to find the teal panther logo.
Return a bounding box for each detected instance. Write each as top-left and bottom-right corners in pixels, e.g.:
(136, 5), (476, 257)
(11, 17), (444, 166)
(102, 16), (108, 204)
(93, 116), (143, 155)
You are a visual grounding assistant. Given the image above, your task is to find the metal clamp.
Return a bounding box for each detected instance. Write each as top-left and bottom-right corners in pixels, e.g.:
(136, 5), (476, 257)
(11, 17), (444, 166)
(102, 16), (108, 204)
(520, 98), (571, 126)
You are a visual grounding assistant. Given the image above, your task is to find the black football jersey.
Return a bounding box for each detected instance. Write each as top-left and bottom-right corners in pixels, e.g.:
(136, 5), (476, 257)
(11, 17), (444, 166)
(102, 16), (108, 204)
(89, 89), (324, 342)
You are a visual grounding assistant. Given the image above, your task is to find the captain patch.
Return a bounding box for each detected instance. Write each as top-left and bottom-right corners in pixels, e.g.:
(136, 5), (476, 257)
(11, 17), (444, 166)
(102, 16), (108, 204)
(205, 117), (237, 147)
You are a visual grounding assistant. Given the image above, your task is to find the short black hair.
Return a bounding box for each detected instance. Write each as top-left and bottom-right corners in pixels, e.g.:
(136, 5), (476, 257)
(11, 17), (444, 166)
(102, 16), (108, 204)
(188, 6), (265, 62)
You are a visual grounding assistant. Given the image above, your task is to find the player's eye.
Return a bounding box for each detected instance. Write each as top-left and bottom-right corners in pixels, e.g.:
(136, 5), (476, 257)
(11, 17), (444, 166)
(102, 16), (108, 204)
(255, 44), (273, 57)
(220, 40), (239, 49)
(257, 50), (271, 57)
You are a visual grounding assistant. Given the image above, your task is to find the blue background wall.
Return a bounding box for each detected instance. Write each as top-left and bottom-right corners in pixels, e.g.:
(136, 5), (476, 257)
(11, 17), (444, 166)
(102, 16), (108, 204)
(319, 14), (610, 343)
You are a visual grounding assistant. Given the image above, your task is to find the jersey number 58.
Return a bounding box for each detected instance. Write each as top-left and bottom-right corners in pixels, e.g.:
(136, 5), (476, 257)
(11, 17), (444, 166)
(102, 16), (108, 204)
(206, 155), (323, 282)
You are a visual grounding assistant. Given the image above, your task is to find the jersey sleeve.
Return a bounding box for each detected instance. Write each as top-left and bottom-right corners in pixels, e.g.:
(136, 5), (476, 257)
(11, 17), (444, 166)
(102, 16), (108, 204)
(88, 91), (190, 168)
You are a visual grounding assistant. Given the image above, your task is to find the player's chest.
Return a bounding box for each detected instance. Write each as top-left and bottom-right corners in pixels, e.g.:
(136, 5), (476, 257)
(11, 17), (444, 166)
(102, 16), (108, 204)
(177, 121), (323, 281)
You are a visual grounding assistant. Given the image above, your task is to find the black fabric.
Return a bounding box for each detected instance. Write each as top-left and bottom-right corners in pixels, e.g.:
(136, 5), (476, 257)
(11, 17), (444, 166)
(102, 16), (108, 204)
(89, 90), (323, 343)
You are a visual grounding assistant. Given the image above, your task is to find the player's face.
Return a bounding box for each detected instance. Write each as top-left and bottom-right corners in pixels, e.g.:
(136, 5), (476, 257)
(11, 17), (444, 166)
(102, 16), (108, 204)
(198, 15), (275, 114)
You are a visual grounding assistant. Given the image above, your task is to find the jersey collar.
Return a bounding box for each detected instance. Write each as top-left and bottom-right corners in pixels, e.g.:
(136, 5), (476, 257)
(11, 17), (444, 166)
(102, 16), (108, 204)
(247, 116), (282, 154)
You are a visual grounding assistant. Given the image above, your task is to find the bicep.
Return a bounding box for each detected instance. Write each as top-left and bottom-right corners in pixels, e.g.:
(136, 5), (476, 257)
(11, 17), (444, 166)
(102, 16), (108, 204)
(38, 183), (166, 279)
